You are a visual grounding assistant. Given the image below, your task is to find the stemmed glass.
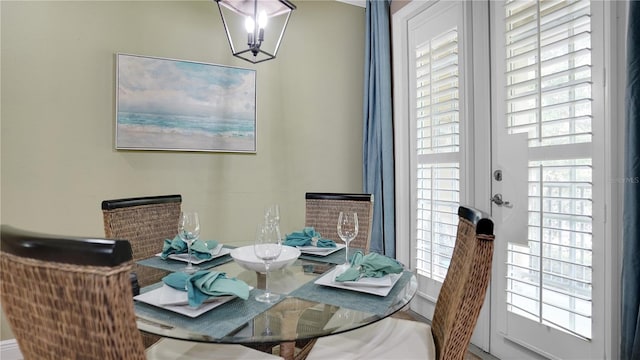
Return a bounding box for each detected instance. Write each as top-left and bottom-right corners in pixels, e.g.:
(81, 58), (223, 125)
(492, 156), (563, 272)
(178, 211), (200, 274)
(337, 211), (359, 269)
(254, 222), (282, 303)
(264, 204), (280, 227)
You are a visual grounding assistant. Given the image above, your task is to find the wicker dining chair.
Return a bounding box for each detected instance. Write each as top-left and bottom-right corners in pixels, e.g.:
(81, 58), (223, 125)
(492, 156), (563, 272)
(101, 195), (184, 348)
(0, 225), (147, 360)
(304, 193), (374, 253)
(305, 205), (495, 360)
(101, 194), (182, 288)
(0, 225), (284, 360)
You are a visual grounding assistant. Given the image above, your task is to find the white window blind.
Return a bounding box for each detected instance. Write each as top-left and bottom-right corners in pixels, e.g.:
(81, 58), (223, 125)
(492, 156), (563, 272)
(415, 28), (461, 282)
(503, 0), (593, 340)
(505, 0), (592, 146)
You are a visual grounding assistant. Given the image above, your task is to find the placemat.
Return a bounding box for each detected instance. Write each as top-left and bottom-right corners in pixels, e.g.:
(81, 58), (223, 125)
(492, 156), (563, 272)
(288, 270), (413, 315)
(134, 282), (279, 339)
(137, 245), (235, 272)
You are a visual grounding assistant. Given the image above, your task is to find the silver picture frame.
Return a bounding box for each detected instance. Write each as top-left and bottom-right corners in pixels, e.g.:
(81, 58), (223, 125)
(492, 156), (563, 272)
(115, 53), (257, 153)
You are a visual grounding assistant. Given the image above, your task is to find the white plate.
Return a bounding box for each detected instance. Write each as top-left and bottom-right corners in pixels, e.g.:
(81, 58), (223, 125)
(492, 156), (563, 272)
(134, 284), (236, 318)
(296, 243), (346, 256)
(314, 268), (402, 296)
(156, 245), (231, 265)
(338, 274), (392, 288)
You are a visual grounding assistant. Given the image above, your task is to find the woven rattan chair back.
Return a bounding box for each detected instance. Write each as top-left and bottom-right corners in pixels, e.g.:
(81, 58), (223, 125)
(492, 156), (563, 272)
(102, 194), (181, 287)
(304, 193), (374, 253)
(0, 225), (146, 360)
(430, 206), (495, 360)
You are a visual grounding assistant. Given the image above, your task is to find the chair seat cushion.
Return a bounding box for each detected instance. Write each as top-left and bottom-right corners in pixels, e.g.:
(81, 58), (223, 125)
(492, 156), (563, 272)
(146, 338), (283, 359)
(306, 317), (435, 360)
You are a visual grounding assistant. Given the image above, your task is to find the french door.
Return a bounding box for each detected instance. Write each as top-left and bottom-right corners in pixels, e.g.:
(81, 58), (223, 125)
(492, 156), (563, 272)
(393, 0), (493, 350)
(393, 1), (613, 359)
(489, 1), (606, 358)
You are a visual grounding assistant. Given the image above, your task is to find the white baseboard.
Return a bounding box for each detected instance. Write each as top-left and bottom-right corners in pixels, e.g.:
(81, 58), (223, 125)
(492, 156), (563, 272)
(0, 339), (23, 360)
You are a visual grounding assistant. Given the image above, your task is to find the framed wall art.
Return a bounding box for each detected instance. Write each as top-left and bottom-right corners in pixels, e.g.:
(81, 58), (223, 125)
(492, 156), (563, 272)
(116, 53), (256, 153)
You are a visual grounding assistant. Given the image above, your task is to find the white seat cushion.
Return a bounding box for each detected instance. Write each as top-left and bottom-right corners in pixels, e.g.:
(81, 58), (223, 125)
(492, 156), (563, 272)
(146, 338), (283, 359)
(306, 317), (435, 360)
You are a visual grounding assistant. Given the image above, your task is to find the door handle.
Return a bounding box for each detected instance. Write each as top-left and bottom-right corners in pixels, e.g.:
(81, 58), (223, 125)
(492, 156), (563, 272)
(491, 193), (513, 208)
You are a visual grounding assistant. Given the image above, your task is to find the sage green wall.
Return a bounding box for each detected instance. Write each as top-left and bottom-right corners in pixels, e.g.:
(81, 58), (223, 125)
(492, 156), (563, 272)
(0, 0), (365, 341)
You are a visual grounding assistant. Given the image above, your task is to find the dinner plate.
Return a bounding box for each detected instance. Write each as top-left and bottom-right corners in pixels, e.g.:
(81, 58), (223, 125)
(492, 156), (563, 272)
(314, 267), (402, 296)
(338, 274), (392, 288)
(296, 243), (346, 256)
(134, 284), (236, 318)
(156, 244), (231, 265)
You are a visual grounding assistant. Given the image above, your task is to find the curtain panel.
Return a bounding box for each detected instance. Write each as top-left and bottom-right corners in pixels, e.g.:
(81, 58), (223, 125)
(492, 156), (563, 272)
(363, 0), (395, 256)
(622, 1), (640, 359)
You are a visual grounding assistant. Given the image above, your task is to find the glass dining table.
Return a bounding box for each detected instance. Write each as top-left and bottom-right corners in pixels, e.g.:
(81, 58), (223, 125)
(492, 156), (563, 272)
(134, 247), (417, 360)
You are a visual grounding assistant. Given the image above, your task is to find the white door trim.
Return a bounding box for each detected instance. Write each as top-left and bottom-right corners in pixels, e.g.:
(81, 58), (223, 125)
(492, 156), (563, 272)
(0, 339), (23, 360)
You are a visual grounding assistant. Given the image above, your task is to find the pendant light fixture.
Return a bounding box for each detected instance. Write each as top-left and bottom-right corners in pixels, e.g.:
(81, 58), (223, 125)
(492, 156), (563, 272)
(214, 0), (296, 64)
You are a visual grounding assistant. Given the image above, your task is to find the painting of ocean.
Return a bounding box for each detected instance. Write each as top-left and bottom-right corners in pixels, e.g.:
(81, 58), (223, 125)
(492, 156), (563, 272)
(116, 54), (256, 152)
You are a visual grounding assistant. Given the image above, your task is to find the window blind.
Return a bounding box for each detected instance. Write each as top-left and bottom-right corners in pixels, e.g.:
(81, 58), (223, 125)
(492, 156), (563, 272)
(415, 28), (461, 282)
(503, 0), (593, 340)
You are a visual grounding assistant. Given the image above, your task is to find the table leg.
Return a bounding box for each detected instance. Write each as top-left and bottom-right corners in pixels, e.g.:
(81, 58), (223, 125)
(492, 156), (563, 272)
(275, 298), (318, 360)
(257, 272), (266, 289)
(279, 341), (296, 360)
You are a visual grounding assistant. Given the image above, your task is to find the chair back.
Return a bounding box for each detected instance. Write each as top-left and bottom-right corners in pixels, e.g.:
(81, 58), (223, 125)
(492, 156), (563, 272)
(430, 206), (495, 360)
(0, 225), (145, 360)
(304, 193), (374, 252)
(101, 194), (181, 287)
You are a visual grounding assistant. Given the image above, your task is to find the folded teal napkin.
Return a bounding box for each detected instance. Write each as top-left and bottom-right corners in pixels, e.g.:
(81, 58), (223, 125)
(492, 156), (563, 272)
(160, 236), (219, 260)
(283, 227), (336, 248)
(335, 251), (403, 282)
(163, 270), (250, 307)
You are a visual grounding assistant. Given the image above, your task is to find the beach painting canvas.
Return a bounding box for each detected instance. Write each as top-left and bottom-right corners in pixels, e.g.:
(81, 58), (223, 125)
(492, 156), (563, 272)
(116, 54), (256, 153)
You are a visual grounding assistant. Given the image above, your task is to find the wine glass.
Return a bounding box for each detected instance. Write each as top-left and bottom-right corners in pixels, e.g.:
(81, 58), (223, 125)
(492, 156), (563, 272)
(264, 204), (280, 227)
(254, 222), (282, 303)
(337, 211), (359, 269)
(178, 211), (200, 274)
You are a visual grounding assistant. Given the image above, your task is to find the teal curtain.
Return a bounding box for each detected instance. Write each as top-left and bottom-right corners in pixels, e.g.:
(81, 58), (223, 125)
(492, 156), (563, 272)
(622, 1), (640, 359)
(363, 0), (394, 256)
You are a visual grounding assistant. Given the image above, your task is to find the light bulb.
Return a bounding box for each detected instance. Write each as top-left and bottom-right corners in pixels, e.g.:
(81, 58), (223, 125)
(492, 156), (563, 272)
(244, 16), (255, 33)
(258, 10), (268, 29)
